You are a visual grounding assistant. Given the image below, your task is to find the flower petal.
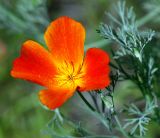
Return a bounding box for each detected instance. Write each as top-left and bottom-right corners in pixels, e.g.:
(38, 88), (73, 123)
(39, 88), (75, 110)
(44, 16), (85, 72)
(11, 40), (58, 88)
(78, 48), (110, 91)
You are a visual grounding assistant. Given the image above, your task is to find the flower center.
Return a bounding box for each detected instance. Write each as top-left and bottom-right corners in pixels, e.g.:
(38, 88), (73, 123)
(67, 74), (74, 81)
(55, 61), (84, 89)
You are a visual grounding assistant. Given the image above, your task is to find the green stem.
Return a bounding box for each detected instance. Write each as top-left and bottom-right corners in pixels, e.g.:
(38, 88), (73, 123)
(85, 39), (110, 50)
(136, 6), (160, 27)
(109, 62), (119, 70)
(77, 91), (113, 130)
(77, 91), (96, 112)
(89, 92), (101, 112)
(114, 115), (130, 138)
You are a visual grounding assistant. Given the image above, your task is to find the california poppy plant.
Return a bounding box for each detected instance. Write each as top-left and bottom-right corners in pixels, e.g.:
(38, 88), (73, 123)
(11, 16), (110, 110)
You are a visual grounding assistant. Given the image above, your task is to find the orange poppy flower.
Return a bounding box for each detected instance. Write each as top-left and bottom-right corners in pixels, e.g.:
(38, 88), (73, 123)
(11, 16), (110, 110)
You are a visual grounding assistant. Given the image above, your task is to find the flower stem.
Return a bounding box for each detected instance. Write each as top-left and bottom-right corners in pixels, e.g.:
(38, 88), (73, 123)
(114, 115), (130, 138)
(77, 91), (131, 137)
(77, 90), (96, 112)
(85, 39), (110, 50)
(55, 109), (63, 122)
(136, 6), (160, 27)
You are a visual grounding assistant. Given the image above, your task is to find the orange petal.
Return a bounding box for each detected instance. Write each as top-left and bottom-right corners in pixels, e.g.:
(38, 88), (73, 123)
(78, 48), (110, 91)
(11, 40), (58, 88)
(39, 88), (75, 110)
(44, 16), (85, 72)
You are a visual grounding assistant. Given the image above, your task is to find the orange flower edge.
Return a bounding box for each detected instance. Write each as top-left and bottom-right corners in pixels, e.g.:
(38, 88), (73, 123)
(11, 16), (110, 110)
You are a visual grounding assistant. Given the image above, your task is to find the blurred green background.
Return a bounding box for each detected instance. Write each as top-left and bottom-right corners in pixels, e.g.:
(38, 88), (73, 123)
(0, 0), (160, 138)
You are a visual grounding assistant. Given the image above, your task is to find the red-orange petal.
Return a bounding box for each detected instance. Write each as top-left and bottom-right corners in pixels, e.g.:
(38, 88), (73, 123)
(78, 48), (110, 91)
(39, 88), (75, 110)
(11, 40), (58, 88)
(44, 16), (85, 72)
